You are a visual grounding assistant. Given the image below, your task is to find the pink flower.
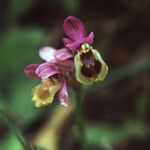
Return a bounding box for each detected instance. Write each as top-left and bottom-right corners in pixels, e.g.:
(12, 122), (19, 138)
(24, 47), (73, 107)
(63, 16), (94, 52)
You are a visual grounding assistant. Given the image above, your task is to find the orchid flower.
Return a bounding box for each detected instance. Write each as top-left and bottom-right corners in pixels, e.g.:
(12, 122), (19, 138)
(63, 16), (108, 85)
(24, 47), (73, 107)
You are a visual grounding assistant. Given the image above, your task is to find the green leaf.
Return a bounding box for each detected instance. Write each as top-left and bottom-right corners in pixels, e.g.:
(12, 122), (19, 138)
(0, 134), (23, 150)
(0, 108), (34, 150)
(86, 125), (122, 149)
(7, 78), (46, 127)
(86, 121), (147, 148)
(0, 28), (45, 78)
(136, 95), (148, 120)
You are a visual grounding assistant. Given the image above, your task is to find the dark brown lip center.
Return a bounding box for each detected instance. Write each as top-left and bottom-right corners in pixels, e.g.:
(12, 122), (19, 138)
(38, 82), (50, 100)
(80, 50), (101, 77)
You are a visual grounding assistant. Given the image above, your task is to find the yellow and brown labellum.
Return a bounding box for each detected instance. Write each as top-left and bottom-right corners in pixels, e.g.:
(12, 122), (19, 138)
(80, 49), (101, 77)
(31, 78), (61, 107)
(38, 79), (51, 100)
(74, 43), (108, 85)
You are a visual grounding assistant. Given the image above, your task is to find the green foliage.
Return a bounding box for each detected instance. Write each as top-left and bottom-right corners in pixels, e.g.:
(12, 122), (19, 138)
(7, 78), (45, 126)
(0, 108), (47, 150)
(0, 134), (23, 150)
(0, 28), (45, 79)
(86, 121), (147, 149)
(0, 133), (47, 150)
(136, 95), (148, 120)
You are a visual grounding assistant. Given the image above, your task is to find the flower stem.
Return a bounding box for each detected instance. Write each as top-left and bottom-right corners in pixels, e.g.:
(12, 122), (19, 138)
(0, 108), (34, 150)
(75, 86), (87, 150)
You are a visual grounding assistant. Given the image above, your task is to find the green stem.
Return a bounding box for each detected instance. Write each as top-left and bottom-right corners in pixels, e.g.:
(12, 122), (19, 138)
(75, 86), (87, 150)
(0, 108), (34, 150)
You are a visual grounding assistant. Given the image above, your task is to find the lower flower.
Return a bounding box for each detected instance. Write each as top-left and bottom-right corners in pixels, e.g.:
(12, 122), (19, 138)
(74, 43), (108, 85)
(24, 46), (72, 107)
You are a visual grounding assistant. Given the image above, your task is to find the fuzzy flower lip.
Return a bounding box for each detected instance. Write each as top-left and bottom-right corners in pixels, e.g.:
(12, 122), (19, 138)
(63, 16), (94, 51)
(31, 78), (61, 107)
(74, 43), (108, 85)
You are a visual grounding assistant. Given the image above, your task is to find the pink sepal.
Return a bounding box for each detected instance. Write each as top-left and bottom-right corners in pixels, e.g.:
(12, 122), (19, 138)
(63, 16), (94, 51)
(39, 46), (56, 62)
(64, 32), (94, 51)
(63, 38), (72, 46)
(24, 64), (40, 80)
(36, 62), (60, 79)
(63, 16), (86, 41)
(54, 48), (73, 61)
(58, 78), (69, 107)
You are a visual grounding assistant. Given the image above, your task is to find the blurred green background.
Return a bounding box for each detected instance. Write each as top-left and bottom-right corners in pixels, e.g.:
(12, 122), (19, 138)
(0, 0), (150, 150)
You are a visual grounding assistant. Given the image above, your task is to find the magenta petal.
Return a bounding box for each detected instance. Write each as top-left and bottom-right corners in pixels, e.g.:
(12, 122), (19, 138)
(39, 46), (56, 62)
(54, 48), (73, 61)
(66, 41), (81, 51)
(83, 32), (94, 45)
(66, 32), (94, 51)
(63, 16), (86, 41)
(24, 64), (40, 80)
(58, 78), (69, 107)
(63, 38), (72, 45)
(36, 62), (60, 78)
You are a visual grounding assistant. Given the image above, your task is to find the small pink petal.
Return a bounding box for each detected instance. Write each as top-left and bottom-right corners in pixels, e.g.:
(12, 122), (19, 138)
(54, 48), (73, 61)
(83, 32), (94, 45)
(63, 16), (86, 41)
(36, 62), (60, 78)
(24, 64), (40, 80)
(66, 32), (94, 51)
(58, 78), (69, 107)
(63, 38), (72, 45)
(39, 46), (57, 62)
(66, 41), (82, 51)
(55, 60), (74, 73)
